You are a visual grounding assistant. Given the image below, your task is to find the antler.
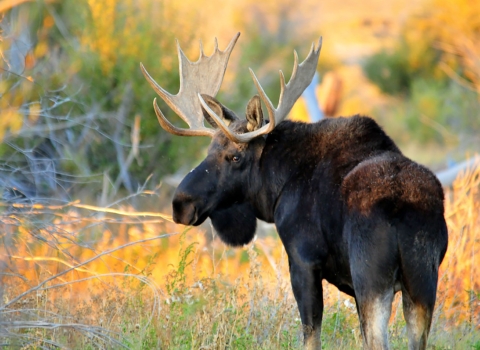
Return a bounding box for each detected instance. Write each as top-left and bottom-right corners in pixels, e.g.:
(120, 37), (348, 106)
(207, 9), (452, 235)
(200, 37), (322, 143)
(140, 33), (240, 137)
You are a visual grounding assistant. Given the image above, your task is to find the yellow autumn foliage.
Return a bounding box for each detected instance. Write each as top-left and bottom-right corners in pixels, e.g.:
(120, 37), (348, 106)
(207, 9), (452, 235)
(0, 108), (23, 141)
(405, 0), (480, 83)
(84, 0), (138, 74)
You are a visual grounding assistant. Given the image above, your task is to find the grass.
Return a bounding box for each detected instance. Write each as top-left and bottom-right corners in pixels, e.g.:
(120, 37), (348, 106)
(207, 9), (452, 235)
(0, 162), (479, 349)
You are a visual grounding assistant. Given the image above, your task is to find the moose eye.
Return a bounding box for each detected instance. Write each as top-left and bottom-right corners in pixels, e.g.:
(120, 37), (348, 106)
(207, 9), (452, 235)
(232, 155), (240, 163)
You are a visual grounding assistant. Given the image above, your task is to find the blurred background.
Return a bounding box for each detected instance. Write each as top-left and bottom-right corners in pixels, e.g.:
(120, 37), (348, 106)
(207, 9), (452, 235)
(0, 0), (479, 348)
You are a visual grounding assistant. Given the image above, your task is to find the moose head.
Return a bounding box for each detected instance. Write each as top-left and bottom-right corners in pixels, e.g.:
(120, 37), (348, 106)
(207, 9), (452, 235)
(141, 33), (321, 246)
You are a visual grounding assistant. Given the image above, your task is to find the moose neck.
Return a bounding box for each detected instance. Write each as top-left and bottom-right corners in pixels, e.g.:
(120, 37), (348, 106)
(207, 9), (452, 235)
(247, 120), (324, 223)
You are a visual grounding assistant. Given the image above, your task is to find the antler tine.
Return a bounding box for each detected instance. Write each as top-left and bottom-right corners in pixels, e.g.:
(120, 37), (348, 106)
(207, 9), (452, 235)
(262, 37), (321, 125)
(199, 40), (205, 58)
(290, 50), (299, 82)
(209, 36), (322, 143)
(154, 98), (215, 137)
(224, 32), (240, 54)
(141, 32), (240, 137)
(177, 39), (191, 90)
(141, 63), (174, 102)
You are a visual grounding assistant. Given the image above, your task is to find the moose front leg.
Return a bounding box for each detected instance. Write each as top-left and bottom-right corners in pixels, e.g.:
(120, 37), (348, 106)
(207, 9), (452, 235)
(289, 260), (324, 350)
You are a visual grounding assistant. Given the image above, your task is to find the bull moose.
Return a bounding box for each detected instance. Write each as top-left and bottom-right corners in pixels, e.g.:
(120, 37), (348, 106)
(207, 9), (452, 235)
(141, 33), (448, 350)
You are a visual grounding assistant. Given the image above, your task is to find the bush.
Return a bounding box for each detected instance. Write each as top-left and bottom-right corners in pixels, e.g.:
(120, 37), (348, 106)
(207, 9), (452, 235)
(363, 0), (480, 96)
(363, 37), (445, 96)
(363, 0), (480, 148)
(363, 42), (412, 95)
(375, 78), (479, 147)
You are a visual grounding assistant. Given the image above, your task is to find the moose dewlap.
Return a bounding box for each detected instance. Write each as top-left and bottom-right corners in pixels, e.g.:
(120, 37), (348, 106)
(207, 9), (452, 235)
(141, 33), (448, 350)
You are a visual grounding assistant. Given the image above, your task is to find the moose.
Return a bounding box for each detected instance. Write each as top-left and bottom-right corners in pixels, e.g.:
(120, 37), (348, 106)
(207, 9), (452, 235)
(141, 33), (448, 350)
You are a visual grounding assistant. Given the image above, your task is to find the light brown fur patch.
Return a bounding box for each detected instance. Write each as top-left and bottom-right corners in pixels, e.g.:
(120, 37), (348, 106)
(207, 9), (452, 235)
(341, 152), (444, 215)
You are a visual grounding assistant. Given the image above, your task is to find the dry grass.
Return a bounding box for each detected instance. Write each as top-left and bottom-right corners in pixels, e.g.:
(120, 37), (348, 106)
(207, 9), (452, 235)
(0, 162), (479, 349)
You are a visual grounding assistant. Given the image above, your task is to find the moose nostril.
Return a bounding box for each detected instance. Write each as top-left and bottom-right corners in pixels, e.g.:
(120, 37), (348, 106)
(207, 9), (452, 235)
(172, 199), (184, 215)
(173, 192), (192, 210)
(172, 193), (197, 225)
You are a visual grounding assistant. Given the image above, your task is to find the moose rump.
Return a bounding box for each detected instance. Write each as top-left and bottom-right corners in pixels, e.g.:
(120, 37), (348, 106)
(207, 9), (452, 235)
(141, 33), (448, 350)
(341, 153), (447, 349)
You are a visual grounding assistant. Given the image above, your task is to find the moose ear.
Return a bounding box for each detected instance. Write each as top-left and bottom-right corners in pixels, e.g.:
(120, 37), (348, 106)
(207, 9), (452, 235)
(245, 95), (264, 132)
(200, 94), (239, 128)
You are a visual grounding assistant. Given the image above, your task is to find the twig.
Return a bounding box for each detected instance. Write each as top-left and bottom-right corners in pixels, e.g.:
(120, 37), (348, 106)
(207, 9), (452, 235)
(112, 83), (134, 194)
(1, 200), (174, 222)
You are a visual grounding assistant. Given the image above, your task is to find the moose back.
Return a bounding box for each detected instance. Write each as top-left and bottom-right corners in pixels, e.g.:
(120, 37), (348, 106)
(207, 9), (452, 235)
(141, 33), (448, 350)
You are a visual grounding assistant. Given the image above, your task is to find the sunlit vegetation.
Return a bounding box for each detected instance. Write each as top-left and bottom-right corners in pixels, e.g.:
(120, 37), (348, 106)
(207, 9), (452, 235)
(1, 0), (479, 348)
(363, 0), (480, 161)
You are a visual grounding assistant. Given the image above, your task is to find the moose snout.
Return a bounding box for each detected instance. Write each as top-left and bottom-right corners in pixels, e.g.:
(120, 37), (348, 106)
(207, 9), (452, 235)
(172, 192), (198, 225)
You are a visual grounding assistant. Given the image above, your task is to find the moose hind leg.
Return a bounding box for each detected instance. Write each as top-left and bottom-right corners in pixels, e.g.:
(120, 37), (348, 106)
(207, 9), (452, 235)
(348, 218), (398, 349)
(400, 251), (439, 350)
(349, 238), (395, 348)
(398, 222), (446, 350)
(355, 288), (394, 350)
(401, 286), (434, 350)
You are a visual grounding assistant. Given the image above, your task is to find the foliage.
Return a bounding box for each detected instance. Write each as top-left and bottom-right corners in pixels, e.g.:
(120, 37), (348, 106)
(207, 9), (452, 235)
(363, 43), (411, 95)
(384, 79), (480, 146)
(363, 38), (440, 96)
(362, 0), (480, 148)
(364, 0), (480, 96)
